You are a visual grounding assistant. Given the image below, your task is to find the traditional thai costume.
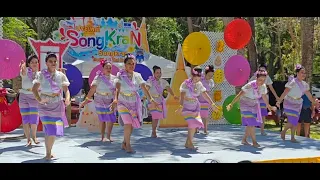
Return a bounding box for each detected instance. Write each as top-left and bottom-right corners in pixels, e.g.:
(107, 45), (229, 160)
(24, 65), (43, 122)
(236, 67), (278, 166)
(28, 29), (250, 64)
(19, 67), (39, 125)
(240, 80), (268, 127)
(180, 79), (207, 129)
(249, 75), (273, 117)
(198, 76), (214, 118)
(146, 76), (169, 120)
(283, 78), (309, 126)
(33, 69), (70, 136)
(91, 71), (117, 123)
(115, 70), (145, 128)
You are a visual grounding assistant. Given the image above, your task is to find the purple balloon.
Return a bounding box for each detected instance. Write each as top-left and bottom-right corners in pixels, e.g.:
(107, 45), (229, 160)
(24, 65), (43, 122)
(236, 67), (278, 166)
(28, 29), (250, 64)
(134, 64), (153, 81)
(224, 55), (251, 86)
(63, 64), (83, 96)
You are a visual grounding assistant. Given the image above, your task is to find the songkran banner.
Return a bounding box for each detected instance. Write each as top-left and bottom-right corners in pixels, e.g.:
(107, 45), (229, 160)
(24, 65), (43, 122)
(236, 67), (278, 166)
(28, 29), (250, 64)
(52, 17), (150, 64)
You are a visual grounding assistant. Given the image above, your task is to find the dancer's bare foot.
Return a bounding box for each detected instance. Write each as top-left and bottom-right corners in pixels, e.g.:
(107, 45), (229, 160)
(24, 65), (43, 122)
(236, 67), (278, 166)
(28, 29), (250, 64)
(32, 138), (40, 144)
(106, 138), (114, 142)
(252, 142), (260, 148)
(121, 142), (126, 150)
(125, 144), (134, 153)
(241, 140), (251, 146)
(185, 141), (197, 150)
(101, 138), (108, 142)
(44, 154), (54, 160)
(261, 132), (267, 136)
(25, 140), (32, 147)
(290, 138), (299, 143)
(203, 131), (209, 135)
(281, 131), (285, 140)
(151, 131), (157, 138)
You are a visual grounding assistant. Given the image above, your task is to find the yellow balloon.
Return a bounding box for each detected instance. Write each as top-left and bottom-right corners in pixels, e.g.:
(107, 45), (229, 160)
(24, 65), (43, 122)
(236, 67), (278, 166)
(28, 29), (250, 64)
(212, 105), (223, 120)
(213, 69), (224, 84)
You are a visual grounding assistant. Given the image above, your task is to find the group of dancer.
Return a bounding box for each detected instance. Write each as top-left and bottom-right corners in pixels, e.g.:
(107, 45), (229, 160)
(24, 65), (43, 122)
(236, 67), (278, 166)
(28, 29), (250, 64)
(227, 64), (316, 147)
(19, 52), (70, 160)
(17, 51), (317, 159)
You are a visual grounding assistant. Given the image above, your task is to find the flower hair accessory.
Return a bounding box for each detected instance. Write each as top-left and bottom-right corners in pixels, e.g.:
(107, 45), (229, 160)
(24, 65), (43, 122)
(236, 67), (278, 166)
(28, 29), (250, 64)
(295, 64), (302, 70)
(100, 59), (106, 66)
(192, 69), (199, 75)
(125, 53), (136, 60)
(255, 70), (268, 76)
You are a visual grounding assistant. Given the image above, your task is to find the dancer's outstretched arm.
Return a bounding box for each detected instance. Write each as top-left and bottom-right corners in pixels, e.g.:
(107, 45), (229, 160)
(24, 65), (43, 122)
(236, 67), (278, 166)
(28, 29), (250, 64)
(201, 91), (218, 111)
(175, 91), (186, 114)
(262, 94), (273, 112)
(227, 91), (244, 111)
(268, 84), (279, 101)
(276, 88), (290, 107)
(79, 85), (97, 108)
(305, 91), (316, 105)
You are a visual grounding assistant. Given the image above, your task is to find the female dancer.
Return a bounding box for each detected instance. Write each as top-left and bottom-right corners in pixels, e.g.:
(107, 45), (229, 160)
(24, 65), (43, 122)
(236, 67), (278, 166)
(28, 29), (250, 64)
(276, 64), (315, 143)
(146, 65), (179, 138)
(249, 64), (279, 136)
(80, 59), (116, 142)
(19, 55), (40, 146)
(111, 54), (157, 153)
(227, 70), (273, 148)
(175, 66), (218, 150)
(32, 52), (70, 160)
(197, 65), (215, 135)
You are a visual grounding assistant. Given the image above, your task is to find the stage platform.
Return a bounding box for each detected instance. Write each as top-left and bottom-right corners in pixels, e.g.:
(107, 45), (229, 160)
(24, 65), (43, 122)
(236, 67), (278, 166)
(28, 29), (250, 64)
(0, 125), (319, 163)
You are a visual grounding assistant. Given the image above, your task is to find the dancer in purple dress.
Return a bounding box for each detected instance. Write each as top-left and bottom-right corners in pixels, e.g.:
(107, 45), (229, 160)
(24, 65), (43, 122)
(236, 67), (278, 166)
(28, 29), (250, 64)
(80, 59), (116, 142)
(32, 52), (70, 160)
(19, 55), (40, 146)
(146, 65), (179, 138)
(112, 54), (157, 153)
(276, 64), (315, 143)
(176, 66), (218, 150)
(249, 64), (279, 136)
(197, 65), (215, 135)
(227, 70), (273, 148)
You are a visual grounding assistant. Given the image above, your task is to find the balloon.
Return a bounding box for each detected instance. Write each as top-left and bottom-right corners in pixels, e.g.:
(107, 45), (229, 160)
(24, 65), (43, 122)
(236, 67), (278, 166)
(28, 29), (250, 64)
(63, 64), (83, 96)
(88, 64), (119, 86)
(224, 55), (251, 87)
(134, 64), (153, 81)
(224, 19), (252, 50)
(222, 95), (241, 125)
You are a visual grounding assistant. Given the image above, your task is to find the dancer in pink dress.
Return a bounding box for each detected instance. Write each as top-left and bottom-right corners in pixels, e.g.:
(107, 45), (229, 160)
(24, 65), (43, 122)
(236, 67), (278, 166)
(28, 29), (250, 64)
(175, 66), (218, 150)
(80, 59), (116, 142)
(249, 64), (279, 136)
(227, 70), (273, 148)
(19, 55), (40, 146)
(112, 54), (157, 153)
(146, 65), (179, 138)
(197, 65), (215, 135)
(32, 52), (70, 160)
(276, 64), (315, 143)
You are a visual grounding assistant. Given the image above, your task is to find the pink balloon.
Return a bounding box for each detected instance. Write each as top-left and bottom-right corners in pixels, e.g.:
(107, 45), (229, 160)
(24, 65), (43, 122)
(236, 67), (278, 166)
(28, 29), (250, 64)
(224, 55), (251, 86)
(88, 64), (120, 86)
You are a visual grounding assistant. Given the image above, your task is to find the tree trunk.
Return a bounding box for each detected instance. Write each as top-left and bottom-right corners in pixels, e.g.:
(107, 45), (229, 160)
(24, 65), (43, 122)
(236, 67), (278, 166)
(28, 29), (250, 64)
(247, 17), (258, 77)
(301, 17), (315, 84)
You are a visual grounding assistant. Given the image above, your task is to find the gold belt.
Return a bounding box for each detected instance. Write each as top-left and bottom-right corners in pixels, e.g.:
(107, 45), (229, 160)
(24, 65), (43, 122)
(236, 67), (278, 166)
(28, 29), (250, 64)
(42, 93), (60, 97)
(23, 88), (32, 91)
(151, 94), (161, 98)
(288, 96), (301, 100)
(184, 97), (197, 102)
(96, 92), (112, 96)
(120, 92), (136, 97)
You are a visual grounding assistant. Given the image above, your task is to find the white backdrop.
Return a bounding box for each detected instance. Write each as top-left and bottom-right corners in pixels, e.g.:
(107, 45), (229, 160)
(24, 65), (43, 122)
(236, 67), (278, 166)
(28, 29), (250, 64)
(200, 31), (237, 125)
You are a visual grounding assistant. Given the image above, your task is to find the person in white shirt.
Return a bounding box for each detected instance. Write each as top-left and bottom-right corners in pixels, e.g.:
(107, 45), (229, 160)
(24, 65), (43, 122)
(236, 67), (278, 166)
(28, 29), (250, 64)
(112, 54), (157, 153)
(80, 59), (117, 142)
(249, 64), (279, 136)
(32, 52), (71, 160)
(145, 65), (179, 138)
(227, 70), (273, 148)
(19, 55), (40, 146)
(276, 64), (315, 143)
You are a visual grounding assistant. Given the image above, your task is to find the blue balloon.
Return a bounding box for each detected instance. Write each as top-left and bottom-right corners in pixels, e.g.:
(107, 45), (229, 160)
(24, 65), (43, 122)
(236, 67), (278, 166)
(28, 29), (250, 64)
(134, 64), (152, 81)
(63, 64), (83, 96)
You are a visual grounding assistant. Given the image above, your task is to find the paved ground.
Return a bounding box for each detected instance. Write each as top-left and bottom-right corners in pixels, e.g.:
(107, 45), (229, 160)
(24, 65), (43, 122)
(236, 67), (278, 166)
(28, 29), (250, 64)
(0, 125), (320, 163)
